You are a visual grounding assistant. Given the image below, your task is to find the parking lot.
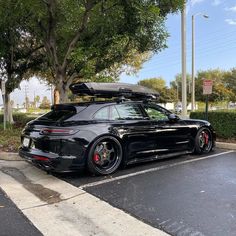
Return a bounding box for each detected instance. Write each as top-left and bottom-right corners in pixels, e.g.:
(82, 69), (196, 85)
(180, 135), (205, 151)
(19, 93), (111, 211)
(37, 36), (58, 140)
(59, 149), (236, 236)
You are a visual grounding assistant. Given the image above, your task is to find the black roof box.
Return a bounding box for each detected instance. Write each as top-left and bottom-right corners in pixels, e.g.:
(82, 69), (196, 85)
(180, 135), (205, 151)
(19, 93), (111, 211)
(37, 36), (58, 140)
(69, 82), (159, 100)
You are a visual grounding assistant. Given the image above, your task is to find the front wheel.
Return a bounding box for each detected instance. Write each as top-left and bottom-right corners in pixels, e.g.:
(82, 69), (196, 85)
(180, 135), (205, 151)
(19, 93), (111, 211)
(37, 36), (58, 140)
(87, 136), (123, 175)
(194, 127), (213, 154)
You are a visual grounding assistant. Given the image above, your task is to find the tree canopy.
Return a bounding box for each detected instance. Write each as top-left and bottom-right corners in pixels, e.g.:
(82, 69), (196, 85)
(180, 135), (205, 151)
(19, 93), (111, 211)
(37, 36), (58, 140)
(19, 0), (184, 102)
(138, 77), (176, 103)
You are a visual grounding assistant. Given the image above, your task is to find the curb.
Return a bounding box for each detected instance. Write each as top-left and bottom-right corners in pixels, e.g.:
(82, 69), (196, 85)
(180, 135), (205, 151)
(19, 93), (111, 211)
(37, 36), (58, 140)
(216, 142), (236, 150)
(0, 152), (22, 161)
(0, 142), (235, 161)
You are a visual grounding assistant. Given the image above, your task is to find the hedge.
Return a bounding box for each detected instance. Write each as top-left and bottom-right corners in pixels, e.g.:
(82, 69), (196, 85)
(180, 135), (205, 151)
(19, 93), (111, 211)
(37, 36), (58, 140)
(190, 111), (236, 139)
(0, 113), (37, 127)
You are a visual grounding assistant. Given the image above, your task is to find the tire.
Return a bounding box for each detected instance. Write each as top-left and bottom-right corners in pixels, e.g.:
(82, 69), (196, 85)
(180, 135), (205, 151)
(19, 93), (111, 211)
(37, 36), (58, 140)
(87, 136), (123, 175)
(194, 127), (213, 154)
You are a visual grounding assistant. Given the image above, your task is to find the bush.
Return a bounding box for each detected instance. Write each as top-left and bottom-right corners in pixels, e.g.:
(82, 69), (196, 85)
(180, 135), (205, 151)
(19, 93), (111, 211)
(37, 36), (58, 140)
(0, 113), (37, 127)
(190, 111), (236, 139)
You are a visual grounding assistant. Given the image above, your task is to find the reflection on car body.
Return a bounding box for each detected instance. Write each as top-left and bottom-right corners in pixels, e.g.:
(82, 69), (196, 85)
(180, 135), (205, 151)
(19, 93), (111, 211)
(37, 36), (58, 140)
(19, 83), (216, 175)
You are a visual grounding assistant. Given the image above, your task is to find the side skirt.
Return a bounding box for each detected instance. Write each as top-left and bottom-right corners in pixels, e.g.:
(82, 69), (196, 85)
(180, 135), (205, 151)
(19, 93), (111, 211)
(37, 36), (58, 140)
(126, 150), (193, 166)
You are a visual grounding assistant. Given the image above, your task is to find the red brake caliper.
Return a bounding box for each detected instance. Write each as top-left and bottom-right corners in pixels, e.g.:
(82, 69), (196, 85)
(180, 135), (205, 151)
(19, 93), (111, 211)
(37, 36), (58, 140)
(203, 132), (209, 145)
(93, 153), (100, 163)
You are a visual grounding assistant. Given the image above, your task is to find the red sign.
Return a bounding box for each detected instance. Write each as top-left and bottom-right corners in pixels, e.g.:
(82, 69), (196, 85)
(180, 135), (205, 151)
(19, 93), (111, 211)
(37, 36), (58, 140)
(203, 79), (213, 95)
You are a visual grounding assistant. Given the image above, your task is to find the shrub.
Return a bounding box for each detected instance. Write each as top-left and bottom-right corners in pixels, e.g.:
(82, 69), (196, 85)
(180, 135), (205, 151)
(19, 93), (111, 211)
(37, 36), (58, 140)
(0, 113), (37, 127)
(190, 110), (236, 139)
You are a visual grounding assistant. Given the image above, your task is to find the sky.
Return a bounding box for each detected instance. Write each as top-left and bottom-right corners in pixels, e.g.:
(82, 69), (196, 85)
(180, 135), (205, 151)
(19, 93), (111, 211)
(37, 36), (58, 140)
(1, 0), (236, 105)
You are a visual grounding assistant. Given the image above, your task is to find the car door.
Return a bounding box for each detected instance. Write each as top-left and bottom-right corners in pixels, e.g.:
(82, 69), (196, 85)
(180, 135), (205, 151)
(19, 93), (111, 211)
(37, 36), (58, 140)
(109, 103), (158, 161)
(142, 104), (192, 153)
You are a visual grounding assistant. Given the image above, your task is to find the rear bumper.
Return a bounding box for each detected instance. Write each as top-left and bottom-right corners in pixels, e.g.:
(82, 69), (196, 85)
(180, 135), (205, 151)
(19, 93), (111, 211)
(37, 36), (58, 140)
(19, 147), (85, 172)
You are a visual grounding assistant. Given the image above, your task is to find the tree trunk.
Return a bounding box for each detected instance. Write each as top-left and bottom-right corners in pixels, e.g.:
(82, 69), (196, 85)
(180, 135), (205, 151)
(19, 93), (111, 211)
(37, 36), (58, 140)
(54, 89), (60, 105)
(56, 69), (70, 104)
(2, 92), (14, 124)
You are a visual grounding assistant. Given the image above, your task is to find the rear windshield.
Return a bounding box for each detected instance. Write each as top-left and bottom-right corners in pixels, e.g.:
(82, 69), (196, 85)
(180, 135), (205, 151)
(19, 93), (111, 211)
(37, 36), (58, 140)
(38, 109), (76, 122)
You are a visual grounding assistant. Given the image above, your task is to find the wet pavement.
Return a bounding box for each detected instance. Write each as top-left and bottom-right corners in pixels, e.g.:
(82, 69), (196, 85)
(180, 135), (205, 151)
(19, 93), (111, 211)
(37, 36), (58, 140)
(60, 149), (236, 236)
(0, 187), (42, 236)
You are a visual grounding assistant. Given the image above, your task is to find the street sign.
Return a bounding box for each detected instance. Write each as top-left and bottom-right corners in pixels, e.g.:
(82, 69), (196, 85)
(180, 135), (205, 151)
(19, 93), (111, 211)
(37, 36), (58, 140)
(1, 80), (6, 95)
(203, 79), (213, 95)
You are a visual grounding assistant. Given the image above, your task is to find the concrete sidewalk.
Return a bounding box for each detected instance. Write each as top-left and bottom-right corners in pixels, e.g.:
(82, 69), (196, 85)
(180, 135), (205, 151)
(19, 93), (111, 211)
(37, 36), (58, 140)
(0, 160), (169, 236)
(1, 142), (235, 161)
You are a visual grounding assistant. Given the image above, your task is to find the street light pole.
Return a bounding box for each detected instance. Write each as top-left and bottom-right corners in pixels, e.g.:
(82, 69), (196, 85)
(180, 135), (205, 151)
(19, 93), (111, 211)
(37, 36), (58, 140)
(181, 4), (187, 117)
(191, 13), (209, 111)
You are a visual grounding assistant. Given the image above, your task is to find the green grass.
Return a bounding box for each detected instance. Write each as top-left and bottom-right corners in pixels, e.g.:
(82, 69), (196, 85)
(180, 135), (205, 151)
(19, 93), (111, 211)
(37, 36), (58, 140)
(0, 124), (22, 152)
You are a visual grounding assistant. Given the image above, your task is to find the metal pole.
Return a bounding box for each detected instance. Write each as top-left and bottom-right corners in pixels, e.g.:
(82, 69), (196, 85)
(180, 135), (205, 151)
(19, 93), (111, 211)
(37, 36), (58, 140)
(181, 4), (187, 117)
(191, 15), (195, 111)
(205, 95), (209, 121)
(3, 93), (6, 130)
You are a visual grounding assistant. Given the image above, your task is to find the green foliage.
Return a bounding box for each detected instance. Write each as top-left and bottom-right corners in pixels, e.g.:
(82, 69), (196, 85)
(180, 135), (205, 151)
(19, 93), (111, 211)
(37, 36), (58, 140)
(19, 0), (184, 102)
(39, 96), (51, 109)
(190, 111), (236, 139)
(138, 77), (176, 103)
(195, 69), (235, 102)
(170, 73), (192, 102)
(0, 113), (37, 127)
(0, 125), (22, 152)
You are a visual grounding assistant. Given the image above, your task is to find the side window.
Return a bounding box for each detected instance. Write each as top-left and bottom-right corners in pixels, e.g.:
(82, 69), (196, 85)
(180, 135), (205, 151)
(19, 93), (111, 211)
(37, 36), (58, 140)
(115, 104), (145, 120)
(110, 106), (120, 120)
(94, 106), (109, 120)
(144, 106), (168, 121)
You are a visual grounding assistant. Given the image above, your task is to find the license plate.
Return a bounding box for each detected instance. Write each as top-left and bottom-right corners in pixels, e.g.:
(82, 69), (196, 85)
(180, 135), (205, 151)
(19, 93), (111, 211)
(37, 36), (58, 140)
(23, 137), (30, 147)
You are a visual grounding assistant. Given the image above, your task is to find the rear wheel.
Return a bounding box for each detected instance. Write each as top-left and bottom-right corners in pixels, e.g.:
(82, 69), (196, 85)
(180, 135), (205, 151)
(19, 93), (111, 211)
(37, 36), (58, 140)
(87, 136), (123, 175)
(195, 127), (213, 154)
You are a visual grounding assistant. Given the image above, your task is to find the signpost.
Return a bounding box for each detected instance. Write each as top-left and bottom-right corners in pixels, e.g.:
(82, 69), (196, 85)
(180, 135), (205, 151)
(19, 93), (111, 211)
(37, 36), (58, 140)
(1, 80), (6, 130)
(203, 79), (213, 120)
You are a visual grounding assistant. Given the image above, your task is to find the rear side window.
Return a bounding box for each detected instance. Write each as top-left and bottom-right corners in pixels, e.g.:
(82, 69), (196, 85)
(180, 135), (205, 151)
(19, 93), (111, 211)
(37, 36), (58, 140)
(93, 106), (109, 120)
(38, 110), (76, 122)
(115, 104), (145, 120)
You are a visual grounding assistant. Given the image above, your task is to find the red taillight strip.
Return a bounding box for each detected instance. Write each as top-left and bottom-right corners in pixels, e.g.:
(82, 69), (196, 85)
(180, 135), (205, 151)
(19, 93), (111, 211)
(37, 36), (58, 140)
(33, 155), (49, 161)
(40, 128), (75, 135)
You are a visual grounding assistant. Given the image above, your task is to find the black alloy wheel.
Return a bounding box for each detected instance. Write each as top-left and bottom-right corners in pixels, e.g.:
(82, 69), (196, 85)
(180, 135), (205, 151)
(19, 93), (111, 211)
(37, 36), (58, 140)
(87, 136), (123, 175)
(195, 127), (213, 154)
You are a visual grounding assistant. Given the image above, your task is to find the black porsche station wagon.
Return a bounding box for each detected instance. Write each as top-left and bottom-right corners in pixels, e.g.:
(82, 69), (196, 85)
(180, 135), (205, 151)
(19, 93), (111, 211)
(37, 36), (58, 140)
(19, 83), (216, 175)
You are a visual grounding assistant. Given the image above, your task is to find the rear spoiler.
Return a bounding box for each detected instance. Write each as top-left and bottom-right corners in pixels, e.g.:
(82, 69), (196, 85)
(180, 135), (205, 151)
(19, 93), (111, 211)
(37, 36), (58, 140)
(69, 82), (159, 100)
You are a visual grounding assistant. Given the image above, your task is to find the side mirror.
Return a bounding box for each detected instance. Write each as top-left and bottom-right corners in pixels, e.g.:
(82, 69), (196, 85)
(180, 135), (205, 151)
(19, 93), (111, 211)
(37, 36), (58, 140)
(168, 114), (179, 122)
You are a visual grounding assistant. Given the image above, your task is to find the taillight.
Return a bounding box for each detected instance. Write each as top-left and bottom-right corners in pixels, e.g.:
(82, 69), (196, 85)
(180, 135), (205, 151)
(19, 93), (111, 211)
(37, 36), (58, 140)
(40, 128), (77, 135)
(33, 155), (49, 161)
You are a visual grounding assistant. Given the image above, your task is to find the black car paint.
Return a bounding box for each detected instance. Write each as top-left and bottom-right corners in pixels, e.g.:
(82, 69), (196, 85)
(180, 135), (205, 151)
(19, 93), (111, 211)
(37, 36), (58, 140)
(19, 101), (216, 172)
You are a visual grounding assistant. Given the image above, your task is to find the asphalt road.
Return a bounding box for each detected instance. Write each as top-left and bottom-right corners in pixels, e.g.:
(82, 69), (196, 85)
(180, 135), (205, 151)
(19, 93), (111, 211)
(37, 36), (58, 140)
(60, 149), (236, 236)
(0, 188), (42, 236)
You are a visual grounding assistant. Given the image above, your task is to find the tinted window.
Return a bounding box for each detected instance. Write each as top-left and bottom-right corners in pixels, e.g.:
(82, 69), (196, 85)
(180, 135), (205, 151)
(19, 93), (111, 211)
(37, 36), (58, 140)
(110, 106), (120, 120)
(115, 104), (145, 120)
(144, 106), (168, 121)
(38, 110), (75, 122)
(94, 106), (109, 120)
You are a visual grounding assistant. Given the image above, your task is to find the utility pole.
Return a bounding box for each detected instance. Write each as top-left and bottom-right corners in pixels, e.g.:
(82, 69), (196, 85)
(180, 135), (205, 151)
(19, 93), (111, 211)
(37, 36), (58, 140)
(181, 3), (187, 117)
(191, 13), (209, 111)
(1, 80), (6, 130)
(25, 85), (29, 110)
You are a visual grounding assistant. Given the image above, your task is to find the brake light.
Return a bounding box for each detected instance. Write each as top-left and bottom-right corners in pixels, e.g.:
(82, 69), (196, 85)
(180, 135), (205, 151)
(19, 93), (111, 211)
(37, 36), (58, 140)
(33, 155), (49, 161)
(40, 128), (76, 135)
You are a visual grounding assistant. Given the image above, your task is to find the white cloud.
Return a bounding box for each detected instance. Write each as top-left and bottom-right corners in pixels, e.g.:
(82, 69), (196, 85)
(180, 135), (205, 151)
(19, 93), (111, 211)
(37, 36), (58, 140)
(212, 0), (222, 6)
(228, 5), (236, 12)
(225, 19), (236, 25)
(191, 0), (205, 6)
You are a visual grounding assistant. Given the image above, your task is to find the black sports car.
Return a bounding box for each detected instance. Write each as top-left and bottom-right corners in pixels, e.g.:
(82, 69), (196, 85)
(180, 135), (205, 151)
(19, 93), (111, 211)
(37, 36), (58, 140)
(19, 83), (216, 175)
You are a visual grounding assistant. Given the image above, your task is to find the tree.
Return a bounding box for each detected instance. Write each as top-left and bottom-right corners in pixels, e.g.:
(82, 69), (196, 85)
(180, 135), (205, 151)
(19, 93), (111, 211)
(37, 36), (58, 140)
(224, 68), (236, 102)
(138, 77), (175, 103)
(39, 96), (51, 109)
(170, 73), (192, 102)
(0, 0), (44, 123)
(22, 0), (184, 103)
(195, 69), (234, 102)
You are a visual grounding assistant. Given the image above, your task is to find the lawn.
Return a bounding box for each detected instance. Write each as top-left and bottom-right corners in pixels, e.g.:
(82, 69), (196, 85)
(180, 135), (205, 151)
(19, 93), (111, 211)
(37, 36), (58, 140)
(0, 125), (22, 152)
